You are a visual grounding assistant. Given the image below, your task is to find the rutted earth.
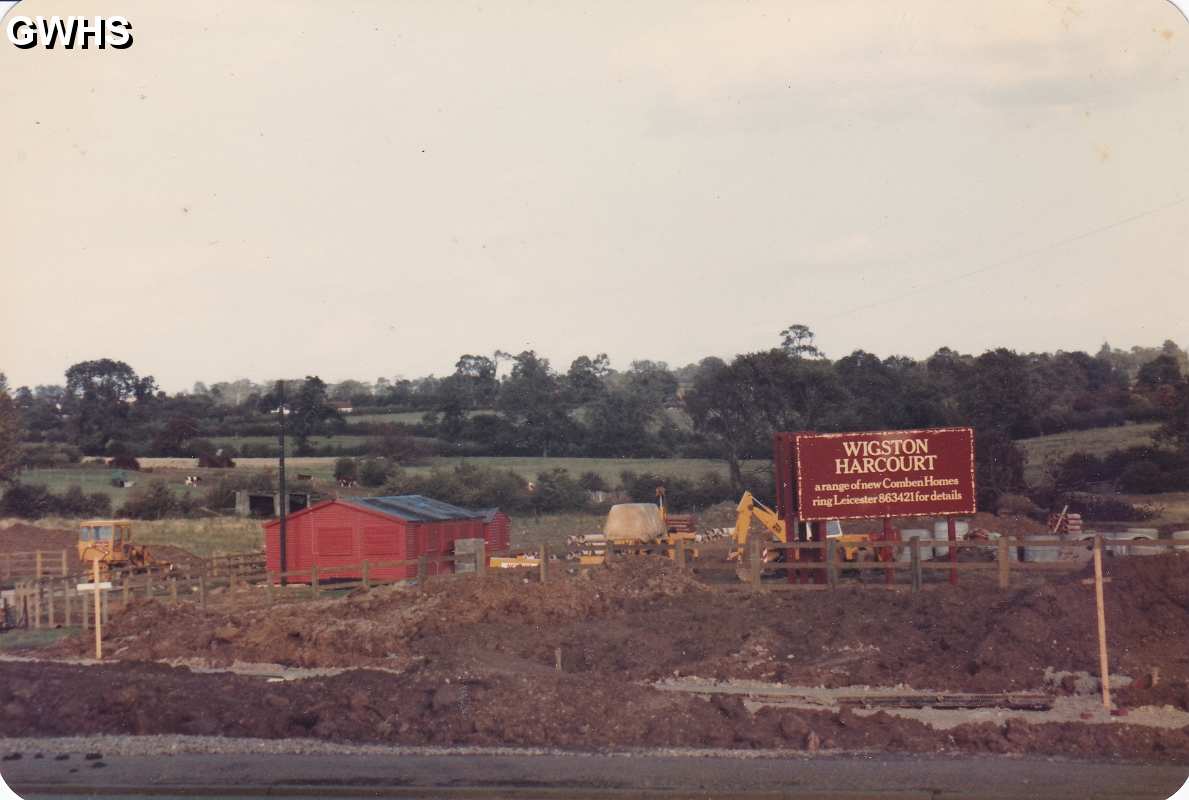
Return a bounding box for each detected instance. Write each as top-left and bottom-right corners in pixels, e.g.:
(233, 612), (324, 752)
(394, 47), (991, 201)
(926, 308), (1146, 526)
(3, 553), (1189, 761)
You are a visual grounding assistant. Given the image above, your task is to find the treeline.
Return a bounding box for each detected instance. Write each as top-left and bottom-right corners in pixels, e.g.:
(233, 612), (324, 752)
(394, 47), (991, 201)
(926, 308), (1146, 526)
(4, 330), (1189, 505)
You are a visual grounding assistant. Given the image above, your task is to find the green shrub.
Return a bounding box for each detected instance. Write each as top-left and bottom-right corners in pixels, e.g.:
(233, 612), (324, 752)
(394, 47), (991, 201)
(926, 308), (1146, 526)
(0, 484), (111, 518)
(358, 458), (389, 487)
(334, 457), (358, 483)
(119, 481), (195, 520)
(531, 468), (586, 512)
(0, 484), (56, 518)
(577, 471), (609, 492)
(1118, 460), (1164, 494)
(109, 453), (141, 471)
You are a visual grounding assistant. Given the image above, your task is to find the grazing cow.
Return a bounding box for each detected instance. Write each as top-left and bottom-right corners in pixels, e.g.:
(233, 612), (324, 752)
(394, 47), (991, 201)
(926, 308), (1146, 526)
(337, 479), (358, 488)
(184, 475), (202, 486)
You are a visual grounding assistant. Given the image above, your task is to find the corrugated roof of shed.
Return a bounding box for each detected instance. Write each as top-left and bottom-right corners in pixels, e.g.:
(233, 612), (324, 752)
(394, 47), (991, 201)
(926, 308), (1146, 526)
(346, 495), (483, 522)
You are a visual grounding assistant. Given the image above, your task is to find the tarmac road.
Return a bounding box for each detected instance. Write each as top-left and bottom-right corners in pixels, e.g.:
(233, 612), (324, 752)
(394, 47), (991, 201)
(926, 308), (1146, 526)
(3, 747), (1188, 800)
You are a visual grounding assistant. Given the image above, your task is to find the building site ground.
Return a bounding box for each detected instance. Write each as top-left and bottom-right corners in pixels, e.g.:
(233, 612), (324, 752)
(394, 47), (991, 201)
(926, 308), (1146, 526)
(0, 521), (1187, 774)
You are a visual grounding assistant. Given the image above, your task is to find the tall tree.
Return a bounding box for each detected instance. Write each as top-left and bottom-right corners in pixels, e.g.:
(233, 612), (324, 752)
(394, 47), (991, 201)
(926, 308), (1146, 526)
(565, 354), (610, 405)
(779, 323), (825, 359)
(290, 376), (341, 454)
(685, 357), (765, 490)
(497, 351), (571, 456)
(63, 358), (145, 452)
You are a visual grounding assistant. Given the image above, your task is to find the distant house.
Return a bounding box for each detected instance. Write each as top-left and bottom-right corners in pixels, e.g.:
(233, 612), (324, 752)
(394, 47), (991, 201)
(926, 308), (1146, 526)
(332, 401), (354, 414)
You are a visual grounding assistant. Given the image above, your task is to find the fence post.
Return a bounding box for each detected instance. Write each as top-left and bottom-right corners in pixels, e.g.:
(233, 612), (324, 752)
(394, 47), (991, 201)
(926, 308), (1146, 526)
(539, 543), (549, 584)
(676, 539), (687, 570)
(169, 577), (179, 604)
(997, 537), (1010, 590)
(416, 556), (428, 591)
(61, 550), (68, 576)
(35, 551), (43, 579)
(312, 565), (320, 597)
(144, 572), (153, 600)
(475, 548), (487, 577)
(749, 536), (762, 590)
(199, 574), (207, 610)
(64, 584), (72, 627)
(910, 537), (922, 592)
(362, 560), (370, 590)
(122, 577), (131, 611)
(826, 539), (837, 588)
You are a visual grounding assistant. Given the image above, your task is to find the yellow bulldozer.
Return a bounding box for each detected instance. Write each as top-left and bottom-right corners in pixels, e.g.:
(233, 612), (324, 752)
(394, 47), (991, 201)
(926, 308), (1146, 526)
(77, 519), (167, 574)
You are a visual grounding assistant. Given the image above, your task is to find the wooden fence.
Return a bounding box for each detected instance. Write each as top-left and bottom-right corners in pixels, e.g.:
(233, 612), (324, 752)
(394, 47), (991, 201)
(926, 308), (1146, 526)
(3, 537), (1184, 631)
(1, 549), (72, 583)
(2, 551), (478, 631)
(693, 535), (1188, 592)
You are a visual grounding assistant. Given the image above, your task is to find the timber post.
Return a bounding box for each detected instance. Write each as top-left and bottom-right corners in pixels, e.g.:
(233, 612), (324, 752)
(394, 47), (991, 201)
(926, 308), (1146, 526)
(911, 537), (922, 592)
(997, 537), (1010, 590)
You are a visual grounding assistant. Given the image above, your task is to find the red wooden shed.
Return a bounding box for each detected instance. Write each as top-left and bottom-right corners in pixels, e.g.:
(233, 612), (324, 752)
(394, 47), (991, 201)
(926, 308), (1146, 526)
(263, 495), (501, 582)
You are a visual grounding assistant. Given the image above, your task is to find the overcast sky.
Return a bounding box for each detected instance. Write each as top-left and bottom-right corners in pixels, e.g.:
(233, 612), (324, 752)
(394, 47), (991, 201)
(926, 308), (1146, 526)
(2, 0), (1187, 392)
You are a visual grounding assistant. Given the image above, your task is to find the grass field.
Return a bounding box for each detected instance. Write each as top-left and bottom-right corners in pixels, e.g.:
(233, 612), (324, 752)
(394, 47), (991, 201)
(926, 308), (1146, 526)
(14, 465), (184, 503)
(1015, 423), (1161, 484)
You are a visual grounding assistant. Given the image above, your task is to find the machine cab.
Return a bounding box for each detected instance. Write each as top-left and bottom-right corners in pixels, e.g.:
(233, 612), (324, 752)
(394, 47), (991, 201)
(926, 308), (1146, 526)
(78, 519), (132, 561)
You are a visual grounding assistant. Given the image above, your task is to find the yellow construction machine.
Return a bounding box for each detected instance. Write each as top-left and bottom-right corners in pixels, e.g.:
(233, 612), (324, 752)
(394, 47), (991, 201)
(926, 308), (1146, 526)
(728, 491), (882, 568)
(77, 519), (166, 574)
(492, 488), (699, 569)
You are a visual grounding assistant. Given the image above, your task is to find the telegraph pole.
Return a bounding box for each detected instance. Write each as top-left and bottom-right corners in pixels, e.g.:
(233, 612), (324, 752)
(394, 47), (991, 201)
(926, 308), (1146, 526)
(277, 379), (287, 586)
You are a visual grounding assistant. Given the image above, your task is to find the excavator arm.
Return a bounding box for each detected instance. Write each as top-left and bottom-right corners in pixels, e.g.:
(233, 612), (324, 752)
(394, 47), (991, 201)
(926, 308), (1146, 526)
(731, 491), (789, 560)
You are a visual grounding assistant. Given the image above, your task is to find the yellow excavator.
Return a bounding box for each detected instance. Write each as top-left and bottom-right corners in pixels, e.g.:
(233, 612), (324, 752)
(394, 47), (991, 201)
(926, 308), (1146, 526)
(728, 491), (880, 567)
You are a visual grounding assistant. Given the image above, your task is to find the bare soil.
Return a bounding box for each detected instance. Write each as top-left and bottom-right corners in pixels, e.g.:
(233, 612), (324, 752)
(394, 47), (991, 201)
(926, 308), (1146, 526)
(0, 523), (206, 574)
(9, 553), (1189, 761)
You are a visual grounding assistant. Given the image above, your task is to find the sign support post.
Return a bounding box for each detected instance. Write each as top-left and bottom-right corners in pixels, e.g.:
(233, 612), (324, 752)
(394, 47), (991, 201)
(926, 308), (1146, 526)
(1093, 535), (1111, 710)
(91, 560), (101, 660)
(948, 517), (958, 585)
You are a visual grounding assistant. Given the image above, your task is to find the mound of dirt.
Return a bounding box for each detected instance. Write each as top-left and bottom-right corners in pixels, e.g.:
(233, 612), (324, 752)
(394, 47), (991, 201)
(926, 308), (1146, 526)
(45, 553), (1189, 715)
(0, 523), (77, 556)
(54, 558), (710, 668)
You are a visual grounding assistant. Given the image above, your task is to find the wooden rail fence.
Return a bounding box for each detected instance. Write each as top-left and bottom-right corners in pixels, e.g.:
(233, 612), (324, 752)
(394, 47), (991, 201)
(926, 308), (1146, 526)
(3, 537), (1182, 631)
(1, 549), (72, 582)
(2, 551), (478, 631)
(701, 535), (1187, 592)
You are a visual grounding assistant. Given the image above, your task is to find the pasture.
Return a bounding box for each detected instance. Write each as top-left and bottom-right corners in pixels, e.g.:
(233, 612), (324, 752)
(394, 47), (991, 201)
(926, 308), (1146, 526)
(1015, 422), (1160, 484)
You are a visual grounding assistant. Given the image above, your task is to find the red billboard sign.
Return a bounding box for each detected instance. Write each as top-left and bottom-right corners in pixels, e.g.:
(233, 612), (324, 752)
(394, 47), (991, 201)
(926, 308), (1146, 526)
(794, 427), (975, 521)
